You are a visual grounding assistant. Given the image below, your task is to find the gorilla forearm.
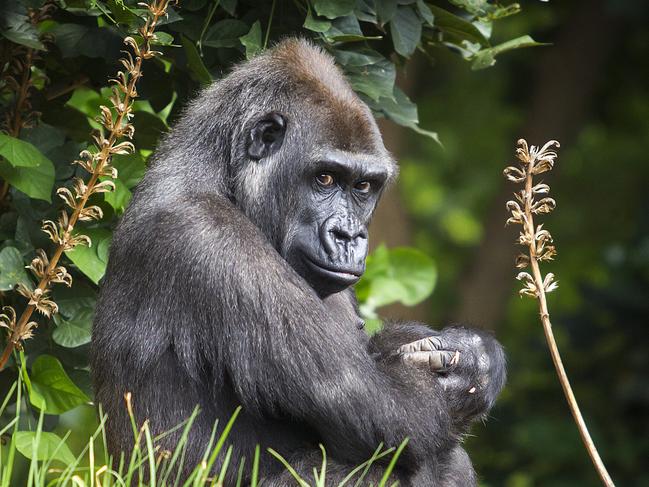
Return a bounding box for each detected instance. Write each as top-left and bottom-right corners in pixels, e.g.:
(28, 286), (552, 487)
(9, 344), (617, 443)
(181, 196), (453, 465)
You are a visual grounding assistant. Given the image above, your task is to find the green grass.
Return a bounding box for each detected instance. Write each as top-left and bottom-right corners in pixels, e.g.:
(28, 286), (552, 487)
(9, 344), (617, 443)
(0, 381), (405, 486)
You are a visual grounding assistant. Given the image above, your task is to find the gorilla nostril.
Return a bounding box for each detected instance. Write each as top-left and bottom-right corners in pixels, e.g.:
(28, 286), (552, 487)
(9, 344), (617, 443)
(332, 227), (365, 242)
(332, 228), (352, 241)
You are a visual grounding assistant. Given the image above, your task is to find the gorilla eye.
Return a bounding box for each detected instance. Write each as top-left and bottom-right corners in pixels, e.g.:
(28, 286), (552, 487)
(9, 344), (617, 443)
(316, 173), (335, 187)
(354, 181), (371, 193)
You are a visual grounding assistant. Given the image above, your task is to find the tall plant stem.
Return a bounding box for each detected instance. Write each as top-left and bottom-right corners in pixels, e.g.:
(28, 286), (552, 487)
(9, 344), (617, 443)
(521, 167), (614, 487)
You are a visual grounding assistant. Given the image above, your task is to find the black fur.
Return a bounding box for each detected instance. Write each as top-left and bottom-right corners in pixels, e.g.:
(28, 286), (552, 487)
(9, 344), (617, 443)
(91, 39), (506, 486)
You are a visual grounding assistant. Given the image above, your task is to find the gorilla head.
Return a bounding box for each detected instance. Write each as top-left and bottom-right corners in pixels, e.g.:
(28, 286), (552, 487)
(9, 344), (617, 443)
(220, 39), (397, 296)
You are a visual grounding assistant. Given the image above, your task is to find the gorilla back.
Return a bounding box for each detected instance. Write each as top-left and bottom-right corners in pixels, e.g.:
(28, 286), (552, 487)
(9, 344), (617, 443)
(92, 38), (506, 485)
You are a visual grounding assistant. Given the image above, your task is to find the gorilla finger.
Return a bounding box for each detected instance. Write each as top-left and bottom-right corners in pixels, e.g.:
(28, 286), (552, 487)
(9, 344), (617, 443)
(397, 336), (444, 354)
(401, 350), (458, 371)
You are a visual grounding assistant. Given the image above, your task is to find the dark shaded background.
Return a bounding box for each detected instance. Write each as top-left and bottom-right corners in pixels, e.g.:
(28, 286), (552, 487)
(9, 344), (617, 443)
(371, 1), (649, 485)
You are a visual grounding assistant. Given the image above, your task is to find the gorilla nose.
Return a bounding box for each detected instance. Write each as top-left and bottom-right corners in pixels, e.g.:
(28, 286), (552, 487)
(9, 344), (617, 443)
(320, 216), (368, 261)
(332, 225), (367, 241)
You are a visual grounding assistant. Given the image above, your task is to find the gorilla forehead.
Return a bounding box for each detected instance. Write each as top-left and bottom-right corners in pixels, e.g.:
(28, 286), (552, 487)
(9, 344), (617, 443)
(272, 38), (385, 154)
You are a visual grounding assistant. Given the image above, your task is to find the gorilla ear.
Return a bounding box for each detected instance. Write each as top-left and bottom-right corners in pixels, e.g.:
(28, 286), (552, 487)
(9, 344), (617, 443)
(247, 112), (286, 160)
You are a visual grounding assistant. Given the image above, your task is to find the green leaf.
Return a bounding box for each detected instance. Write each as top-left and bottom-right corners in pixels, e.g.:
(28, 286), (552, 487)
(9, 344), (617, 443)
(334, 47), (384, 67)
(356, 245), (436, 316)
(0, 247), (31, 292)
(375, 0), (397, 24)
(390, 6), (422, 57)
(51, 23), (122, 59)
(29, 355), (90, 414)
(471, 35), (547, 70)
(240, 21), (262, 59)
(367, 87), (441, 144)
(152, 31), (175, 46)
(181, 34), (212, 85)
(313, 0), (355, 19)
(0, 148), (55, 202)
(106, 0), (142, 26)
(14, 431), (75, 464)
(221, 0), (237, 15)
(53, 308), (94, 348)
(132, 111), (168, 151)
(416, 0), (434, 26)
(323, 14), (362, 40)
(0, 3), (45, 50)
(0, 134), (54, 168)
(304, 8), (331, 33)
(428, 5), (488, 46)
(113, 152), (146, 188)
(64, 228), (112, 284)
(203, 19), (249, 49)
(354, 0), (377, 23)
(103, 178), (131, 212)
(345, 59), (396, 101)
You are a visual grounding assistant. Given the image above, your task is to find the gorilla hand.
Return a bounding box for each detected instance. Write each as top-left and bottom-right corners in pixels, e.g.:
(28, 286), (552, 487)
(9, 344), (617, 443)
(397, 327), (506, 430)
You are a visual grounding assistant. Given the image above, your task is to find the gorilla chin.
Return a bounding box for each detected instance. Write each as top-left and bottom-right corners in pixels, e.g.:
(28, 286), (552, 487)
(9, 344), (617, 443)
(290, 247), (366, 297)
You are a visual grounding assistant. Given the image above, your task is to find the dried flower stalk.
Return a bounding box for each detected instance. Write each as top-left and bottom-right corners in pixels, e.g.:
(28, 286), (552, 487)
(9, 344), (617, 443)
(0, 0), (173, 371)
(505, 139), (614, 486)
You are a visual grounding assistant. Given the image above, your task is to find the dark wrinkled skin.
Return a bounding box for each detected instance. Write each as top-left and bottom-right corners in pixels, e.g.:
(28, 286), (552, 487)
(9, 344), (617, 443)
(91, 39), (506, 486)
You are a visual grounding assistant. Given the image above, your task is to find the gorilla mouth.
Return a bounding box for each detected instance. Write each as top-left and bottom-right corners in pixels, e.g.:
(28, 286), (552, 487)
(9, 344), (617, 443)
(303, 255), (363, 285)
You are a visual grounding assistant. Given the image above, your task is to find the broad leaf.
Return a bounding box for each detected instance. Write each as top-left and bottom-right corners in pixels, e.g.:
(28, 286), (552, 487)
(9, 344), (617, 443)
(356, 245), (437, 317)
(428, 5), (488, 46)
(240, 21), (262, 59)
(390, 6), (421, 57)
(313, 0), (355, 19)
(0, 247), (31, 291)
(29, 355), (90, 414)
(375, 0), (397, 24)
(0, 157), (55, 202)
(346, 59), (396, 101)
(203, 19), (249, 49)
(64, 228), (112, 284)
(471, 35), (547, 70)
(304, 8), (331, 33)
(132, 111), (168, 151)
(53, 309), (94, 348)
(51, 23), (121, 59)
(181, 35), (212, 85)
(0, 3), (45, 50)
(14, 431), (75, 464)
(102, 152), (145, 212)
(334, 47), (384, 67)
(368, 88), (440, 144)
(0, 134), (54, 168)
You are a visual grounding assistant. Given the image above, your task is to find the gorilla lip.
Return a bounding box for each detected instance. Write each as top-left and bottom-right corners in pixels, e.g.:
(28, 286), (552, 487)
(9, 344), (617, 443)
(303, 255), (363, 283)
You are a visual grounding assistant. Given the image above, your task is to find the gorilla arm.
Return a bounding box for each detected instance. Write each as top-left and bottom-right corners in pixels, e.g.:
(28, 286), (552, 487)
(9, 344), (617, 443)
(369, 322), (507, 434)
(183, 194), (453, 467)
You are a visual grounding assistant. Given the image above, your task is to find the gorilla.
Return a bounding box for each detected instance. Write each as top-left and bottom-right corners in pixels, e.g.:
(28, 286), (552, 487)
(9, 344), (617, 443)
(91, 38), (506, 486)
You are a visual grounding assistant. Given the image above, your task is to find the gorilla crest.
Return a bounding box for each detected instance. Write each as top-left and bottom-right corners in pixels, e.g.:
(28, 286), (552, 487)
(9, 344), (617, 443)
(91, 38), (506, 486)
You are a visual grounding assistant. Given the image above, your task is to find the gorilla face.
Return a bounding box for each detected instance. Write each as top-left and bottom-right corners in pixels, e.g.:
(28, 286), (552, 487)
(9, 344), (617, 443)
(288, 149), (391, 297)
(246, 111), (394, 297)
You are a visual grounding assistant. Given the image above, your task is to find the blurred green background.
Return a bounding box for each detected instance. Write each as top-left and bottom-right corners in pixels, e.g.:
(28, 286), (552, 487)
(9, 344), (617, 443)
(0, 0), (647, 485)
(371, 2), (649, 485)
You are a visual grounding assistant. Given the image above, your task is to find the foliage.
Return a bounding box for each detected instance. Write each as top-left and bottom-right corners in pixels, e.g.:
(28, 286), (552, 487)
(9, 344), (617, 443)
(0, 0), (540, 483)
